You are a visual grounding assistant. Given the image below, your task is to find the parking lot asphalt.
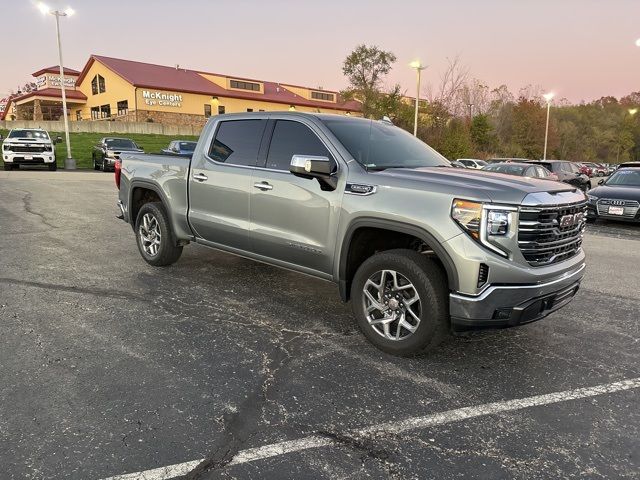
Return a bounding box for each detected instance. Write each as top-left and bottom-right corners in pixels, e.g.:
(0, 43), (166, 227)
(0, 171), (638, 480)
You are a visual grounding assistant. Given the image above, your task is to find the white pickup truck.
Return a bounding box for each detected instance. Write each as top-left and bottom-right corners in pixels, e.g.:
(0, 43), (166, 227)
(1, 128), (59, 171)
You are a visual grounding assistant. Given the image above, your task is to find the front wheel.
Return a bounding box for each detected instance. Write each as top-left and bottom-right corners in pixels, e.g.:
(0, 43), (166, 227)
(351, 249), (449, 356)
(48, 162), (57, 171)
(135, 202), (183, 267)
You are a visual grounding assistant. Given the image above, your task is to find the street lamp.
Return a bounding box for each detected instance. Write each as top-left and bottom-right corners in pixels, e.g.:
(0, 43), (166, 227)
(629, 108), (638, 116)
(542, 92), (555, 160)
(38, 2), (76, 169)
(409, 60), (426, 136)
(635, 38), (640, 47)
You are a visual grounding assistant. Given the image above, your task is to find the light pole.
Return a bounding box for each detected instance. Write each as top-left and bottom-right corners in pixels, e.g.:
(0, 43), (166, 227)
(467, 103), (474, 123)
(38, 2), (76, 169)
(409, 60), (426, 136)
(542, 92), (555, 160)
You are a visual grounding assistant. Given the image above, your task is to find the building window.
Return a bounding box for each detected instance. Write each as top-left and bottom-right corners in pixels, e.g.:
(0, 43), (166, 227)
(218, 105), (225, 115)
(91, 74), (106, 95)
(90, 106), (100, 120)
(204, 104), (212, 118)
(117, 100), (128, 116)
(230, 80), (260, 91)
(76, 110), (82, 121)
(246, 108), (253, 112)
(101, 104), (111, 118)
(311, 91), (335, 102)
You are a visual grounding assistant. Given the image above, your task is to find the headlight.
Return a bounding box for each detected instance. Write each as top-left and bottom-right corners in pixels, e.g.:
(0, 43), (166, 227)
(452, 199), (517, 258)
(2, 144), (11, 151)
(451, 199), (481, 239)
(44, 144), (53, 151)
(587, 194), (598, 204)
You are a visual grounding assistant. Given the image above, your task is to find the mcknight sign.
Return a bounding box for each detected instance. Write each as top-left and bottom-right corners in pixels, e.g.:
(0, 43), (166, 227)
(142, 90), (183, 108)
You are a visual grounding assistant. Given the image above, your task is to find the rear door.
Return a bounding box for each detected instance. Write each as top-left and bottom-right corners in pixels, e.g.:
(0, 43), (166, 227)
(249, 118), (344, 275)
(188, 118), (267, 251)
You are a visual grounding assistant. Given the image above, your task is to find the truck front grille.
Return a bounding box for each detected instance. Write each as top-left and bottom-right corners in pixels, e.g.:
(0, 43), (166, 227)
(518, 201), (587, 267)
(12, 145), (48, 153)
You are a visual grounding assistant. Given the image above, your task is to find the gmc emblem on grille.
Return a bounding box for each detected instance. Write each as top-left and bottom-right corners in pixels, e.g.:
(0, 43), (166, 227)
(560, 212), (584, 228)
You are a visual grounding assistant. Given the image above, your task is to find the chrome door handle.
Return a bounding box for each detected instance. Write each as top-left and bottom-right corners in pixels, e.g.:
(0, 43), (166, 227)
(253, 182), (273, 191)
(193, 173), (208, 182)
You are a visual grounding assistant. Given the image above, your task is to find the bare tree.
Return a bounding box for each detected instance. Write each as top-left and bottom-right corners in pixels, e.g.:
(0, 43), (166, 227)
(426, 56), (469, 117)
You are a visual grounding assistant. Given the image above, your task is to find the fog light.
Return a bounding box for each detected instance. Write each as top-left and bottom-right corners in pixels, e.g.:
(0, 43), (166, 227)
(492, 308), (513, 320)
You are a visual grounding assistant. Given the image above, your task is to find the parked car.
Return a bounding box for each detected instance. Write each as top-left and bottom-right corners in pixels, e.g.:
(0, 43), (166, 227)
(586, 168), (640, 223)
(524, 160), (590, 191)
(618, 162), (640, 169)
(482, 162), (558, 181)
(1, 128), (59, 171)
(577, 163), (592, 177)
(457, 158), (488, 169)
(606, 164), (617, 175)
(93, 137), (143, 171)
(161, 140), (198, 157)
(582, 162), (607, 177)
(487, 157), (531, 164)
(116, 113), (587, 356)
(449, 160), (467, 168)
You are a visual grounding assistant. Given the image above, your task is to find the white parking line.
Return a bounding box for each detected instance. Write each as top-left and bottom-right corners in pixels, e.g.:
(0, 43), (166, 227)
(101, 377), (640, 480)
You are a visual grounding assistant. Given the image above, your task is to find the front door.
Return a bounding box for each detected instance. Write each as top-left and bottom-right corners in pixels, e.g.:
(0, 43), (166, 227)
(249, 119), (344, 275)
(189, 118), (267, 251)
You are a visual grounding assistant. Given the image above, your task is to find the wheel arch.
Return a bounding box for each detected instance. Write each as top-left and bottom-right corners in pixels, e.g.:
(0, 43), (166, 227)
(338, 218), (459, 302)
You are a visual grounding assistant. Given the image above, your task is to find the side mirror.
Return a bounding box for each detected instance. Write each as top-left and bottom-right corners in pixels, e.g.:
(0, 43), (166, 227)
(55, 136), (62, 144)
(290, 155), (337, 191)
(598, 179), (605, 185)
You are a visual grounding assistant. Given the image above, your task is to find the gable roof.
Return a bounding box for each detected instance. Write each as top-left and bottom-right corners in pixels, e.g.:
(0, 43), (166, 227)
(32, 66), (81, 77)
(12, 88), (88, 104)
(76, 55), (361, 112)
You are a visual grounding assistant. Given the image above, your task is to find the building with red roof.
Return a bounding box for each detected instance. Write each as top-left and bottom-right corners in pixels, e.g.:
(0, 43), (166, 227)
(6, 55), (361, 125)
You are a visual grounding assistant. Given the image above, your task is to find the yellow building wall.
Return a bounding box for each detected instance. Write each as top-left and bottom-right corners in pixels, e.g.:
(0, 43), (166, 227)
(70, 61), (357, 122)
(75, 61), (136, 121)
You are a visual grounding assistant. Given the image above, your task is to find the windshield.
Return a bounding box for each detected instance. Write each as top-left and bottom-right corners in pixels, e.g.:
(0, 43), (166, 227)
(605, 170), (640, 187)
(8, 129), (49, 140)
(484, 164), (527, 175)
(476, 160), (488, 166)
(106, 139), (137, 149)
(179, 142), (197, 151)
(321, 117), (450, 170)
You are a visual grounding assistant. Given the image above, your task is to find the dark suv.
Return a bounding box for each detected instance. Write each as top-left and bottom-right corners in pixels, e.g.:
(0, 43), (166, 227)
(525, 161), (590, 191)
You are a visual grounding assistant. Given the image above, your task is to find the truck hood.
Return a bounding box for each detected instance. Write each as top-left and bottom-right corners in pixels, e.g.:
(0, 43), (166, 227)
(373, 167), (577, 204)
(3, 138), (52, 144)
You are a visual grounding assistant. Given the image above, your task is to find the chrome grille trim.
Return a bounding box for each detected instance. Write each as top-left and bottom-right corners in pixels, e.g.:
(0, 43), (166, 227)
(518, 201), (587, 267)
(596, 199), (640, 218)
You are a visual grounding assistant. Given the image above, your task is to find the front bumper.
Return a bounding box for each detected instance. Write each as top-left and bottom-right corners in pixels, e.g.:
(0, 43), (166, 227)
(587, 204), (640, 223)
(3, 151), (55, 164)
(450, 262), (585, 329)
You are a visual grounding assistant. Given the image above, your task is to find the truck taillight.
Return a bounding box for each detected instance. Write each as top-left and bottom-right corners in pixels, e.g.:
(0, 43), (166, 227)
(114, 160), (122, 189)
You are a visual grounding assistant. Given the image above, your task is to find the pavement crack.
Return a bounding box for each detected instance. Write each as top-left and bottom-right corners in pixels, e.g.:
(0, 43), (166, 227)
(20, 191), (58, 229)
(181, 333), (297, 479)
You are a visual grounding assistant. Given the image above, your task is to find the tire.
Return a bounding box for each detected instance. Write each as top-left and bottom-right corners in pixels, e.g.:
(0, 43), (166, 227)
(93, 156), (99, 170)
(48, 162), (57, 171)
(3, 163), (11, 171)
(351, 249), (448, 356)
(135, 202), (183, 267)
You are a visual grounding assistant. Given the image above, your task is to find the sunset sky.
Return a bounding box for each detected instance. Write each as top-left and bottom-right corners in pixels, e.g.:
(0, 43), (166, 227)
(1, 0), (638, 103)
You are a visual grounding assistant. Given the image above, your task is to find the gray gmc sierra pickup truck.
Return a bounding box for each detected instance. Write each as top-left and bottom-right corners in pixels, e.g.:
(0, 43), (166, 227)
(117, 112), (587, 356)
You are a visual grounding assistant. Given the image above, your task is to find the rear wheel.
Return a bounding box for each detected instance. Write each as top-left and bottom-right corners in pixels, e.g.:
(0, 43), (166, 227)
(351, 249), (449, 356)
(135, 202), (183, 267)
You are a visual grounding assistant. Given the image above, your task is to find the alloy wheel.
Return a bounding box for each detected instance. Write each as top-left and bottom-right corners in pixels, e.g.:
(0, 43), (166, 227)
(139, 213), (161, 256)
(362, 269), (422, 341)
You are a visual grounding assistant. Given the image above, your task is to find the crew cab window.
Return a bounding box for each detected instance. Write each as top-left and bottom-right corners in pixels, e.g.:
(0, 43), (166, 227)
(265, 120), (332, 171)
(208, 119), (266, 166)
(536, 167), (547, 177)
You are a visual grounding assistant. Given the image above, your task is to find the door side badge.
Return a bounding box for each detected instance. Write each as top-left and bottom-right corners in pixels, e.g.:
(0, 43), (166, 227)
(345, 183), (377, 196)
